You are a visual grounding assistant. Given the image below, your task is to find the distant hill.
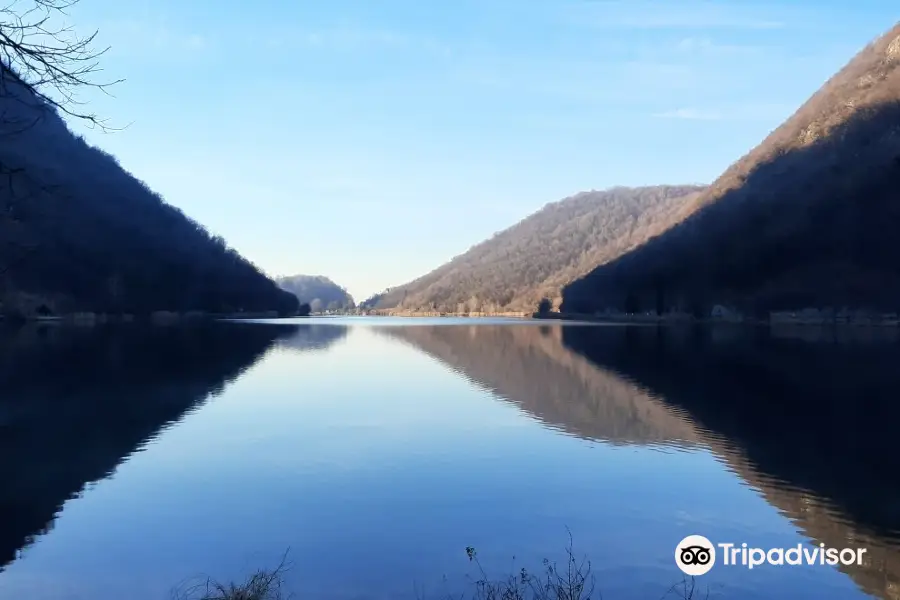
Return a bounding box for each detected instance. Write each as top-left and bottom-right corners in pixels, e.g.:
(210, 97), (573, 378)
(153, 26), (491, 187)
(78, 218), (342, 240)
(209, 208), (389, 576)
(563, 22), (900, 317)
(276, 275), (354, 311)
(0, 68), (298, 317)
(362, 185), (706, 313)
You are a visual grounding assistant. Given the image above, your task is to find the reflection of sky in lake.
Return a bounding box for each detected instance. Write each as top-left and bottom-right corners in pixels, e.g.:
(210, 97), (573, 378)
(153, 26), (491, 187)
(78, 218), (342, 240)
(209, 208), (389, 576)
(0, 323), (873, 600)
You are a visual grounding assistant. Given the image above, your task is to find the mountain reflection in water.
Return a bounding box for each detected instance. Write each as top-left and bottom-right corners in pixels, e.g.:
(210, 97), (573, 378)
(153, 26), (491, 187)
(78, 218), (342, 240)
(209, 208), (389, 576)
(0, 322), (346, 573)
(382, 323), (900, 600)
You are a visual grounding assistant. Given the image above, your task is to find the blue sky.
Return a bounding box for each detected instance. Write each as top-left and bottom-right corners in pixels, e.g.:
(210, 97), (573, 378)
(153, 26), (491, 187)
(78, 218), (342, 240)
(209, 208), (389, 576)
(61, 0), (898, 301)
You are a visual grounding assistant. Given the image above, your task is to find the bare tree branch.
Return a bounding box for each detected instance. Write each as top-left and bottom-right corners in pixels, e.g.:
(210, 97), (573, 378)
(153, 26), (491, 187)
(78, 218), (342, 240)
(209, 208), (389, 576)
(0, 0), (122, 133)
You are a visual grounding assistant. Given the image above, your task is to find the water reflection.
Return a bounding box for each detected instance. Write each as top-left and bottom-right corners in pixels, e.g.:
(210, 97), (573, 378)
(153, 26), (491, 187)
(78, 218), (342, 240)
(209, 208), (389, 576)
(275, 323), (349, 354)
(0, 322), (341, 573)
(383, 324), (700, 447)
(561, 324), (900, 600)
(384, 323), (900, 600)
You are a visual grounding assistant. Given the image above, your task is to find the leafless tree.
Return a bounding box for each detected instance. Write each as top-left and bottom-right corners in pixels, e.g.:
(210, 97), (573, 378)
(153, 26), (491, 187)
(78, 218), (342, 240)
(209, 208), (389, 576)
(0, 0), (121, 133)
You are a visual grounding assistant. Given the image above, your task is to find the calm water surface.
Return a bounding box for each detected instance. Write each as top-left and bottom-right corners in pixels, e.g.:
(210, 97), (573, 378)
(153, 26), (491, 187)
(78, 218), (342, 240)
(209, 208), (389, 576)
(1, 318), (899, 600)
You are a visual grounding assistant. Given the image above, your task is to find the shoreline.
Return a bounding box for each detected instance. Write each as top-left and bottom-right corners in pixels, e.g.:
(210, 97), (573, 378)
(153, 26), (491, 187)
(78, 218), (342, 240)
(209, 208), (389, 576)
(361, 310), (530, 318)
(531, 311), (900, 327)
(4, 309), (899, 329)
(0, 310), (290, 326)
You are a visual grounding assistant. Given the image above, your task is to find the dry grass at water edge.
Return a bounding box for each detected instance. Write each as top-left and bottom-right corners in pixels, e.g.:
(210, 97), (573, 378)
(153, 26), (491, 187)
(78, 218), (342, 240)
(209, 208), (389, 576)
(170, 538), (708, 600)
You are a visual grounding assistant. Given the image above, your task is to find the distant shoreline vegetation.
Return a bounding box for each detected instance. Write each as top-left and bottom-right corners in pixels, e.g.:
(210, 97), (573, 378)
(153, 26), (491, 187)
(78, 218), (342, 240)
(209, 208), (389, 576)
(533, 301), (900, 327)
(361, 310), (531, 318)
(0, 310), (294, 325)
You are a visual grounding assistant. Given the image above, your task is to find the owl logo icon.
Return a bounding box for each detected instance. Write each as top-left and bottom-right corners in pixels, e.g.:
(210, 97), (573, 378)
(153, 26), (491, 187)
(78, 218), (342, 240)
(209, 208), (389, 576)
(675, 535), (716, 576)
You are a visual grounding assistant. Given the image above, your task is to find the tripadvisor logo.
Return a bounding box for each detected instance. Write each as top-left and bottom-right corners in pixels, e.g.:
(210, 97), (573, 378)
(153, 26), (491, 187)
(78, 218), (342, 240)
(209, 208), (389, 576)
(674, 535), (867, 575)
(676, 535), (716, 576)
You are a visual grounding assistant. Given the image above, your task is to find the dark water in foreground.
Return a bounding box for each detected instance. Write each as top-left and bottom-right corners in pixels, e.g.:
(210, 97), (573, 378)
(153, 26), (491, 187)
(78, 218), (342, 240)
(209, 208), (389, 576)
(1, 318), (899, 600)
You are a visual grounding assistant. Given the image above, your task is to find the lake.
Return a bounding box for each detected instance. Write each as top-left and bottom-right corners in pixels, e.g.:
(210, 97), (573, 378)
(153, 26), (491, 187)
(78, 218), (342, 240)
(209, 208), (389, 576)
(0, 317), (898, 600)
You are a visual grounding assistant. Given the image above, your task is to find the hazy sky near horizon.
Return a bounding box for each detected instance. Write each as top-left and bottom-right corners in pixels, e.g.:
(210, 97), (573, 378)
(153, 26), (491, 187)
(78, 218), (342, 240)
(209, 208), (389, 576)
(62, 0), (898, 301)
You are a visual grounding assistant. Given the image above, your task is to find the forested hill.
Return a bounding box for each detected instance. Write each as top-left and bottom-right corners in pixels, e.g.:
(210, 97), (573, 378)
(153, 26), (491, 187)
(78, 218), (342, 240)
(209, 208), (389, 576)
(362, 185), (705, 313)
(0, 68), (298, 318)
(276, 275), (354, 311)
(563, 22), (900, 317)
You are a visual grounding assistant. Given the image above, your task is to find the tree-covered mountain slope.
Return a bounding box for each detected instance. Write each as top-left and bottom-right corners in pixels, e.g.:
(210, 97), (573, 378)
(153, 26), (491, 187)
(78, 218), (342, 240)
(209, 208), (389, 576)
(563, 22), (900, 317)
(363, 185), (705, 313)
(0, 69), (297, 317)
